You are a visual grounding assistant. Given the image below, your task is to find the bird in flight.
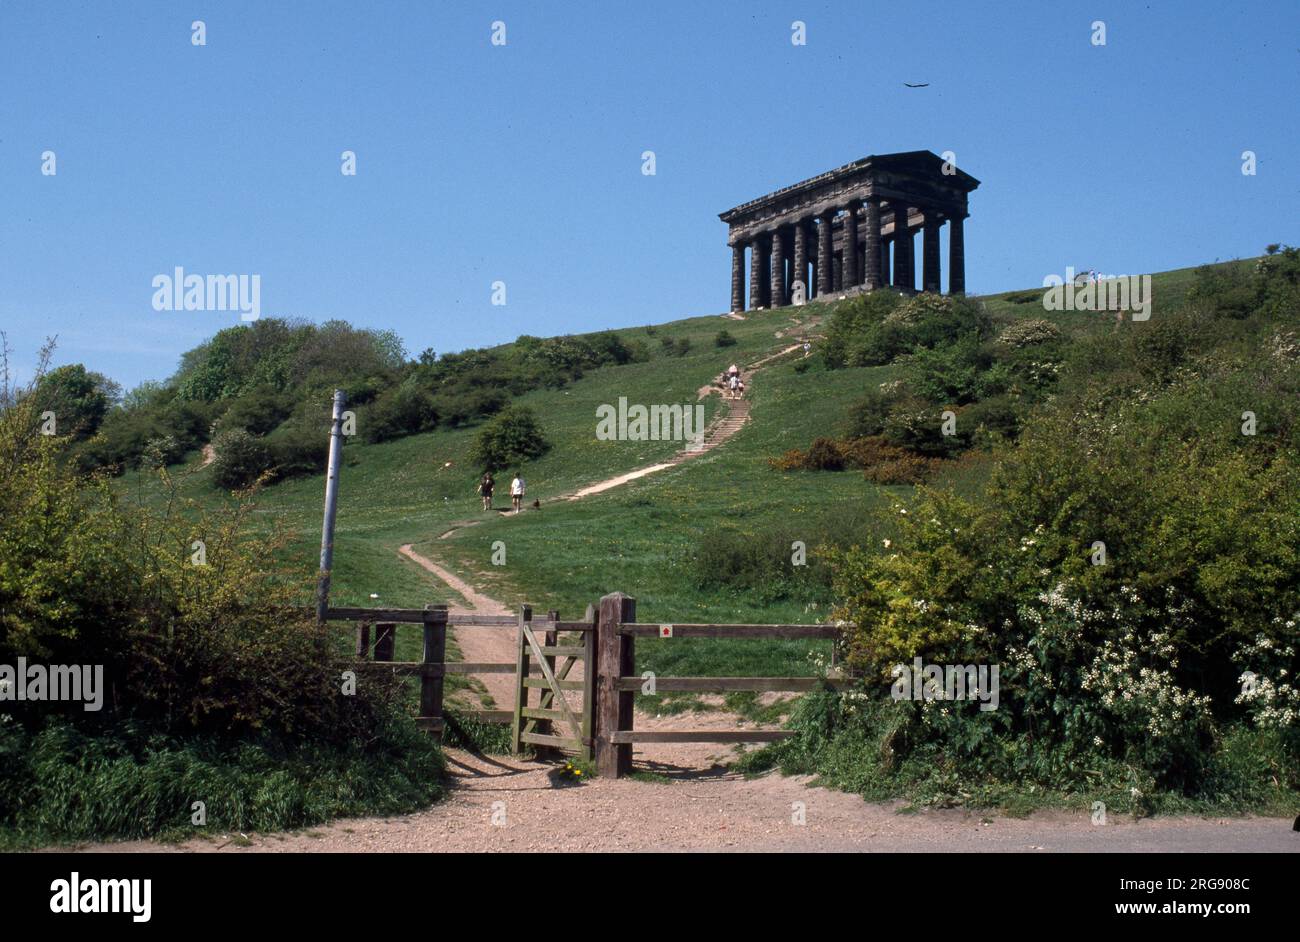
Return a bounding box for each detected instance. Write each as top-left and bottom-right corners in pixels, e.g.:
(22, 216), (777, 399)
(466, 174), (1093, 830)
(903, 82), (930, 88)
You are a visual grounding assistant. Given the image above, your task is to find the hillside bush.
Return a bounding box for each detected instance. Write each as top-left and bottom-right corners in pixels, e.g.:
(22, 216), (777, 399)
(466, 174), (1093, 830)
(747, 257), (1300, 810)
(265, 422), (330, 480)
(996, 318), (1062, 348)
(364, 384), (437, 443)
(822, 291), (991, 369)
(660, 336), (692, 357)
(210, 428), (272, 489)
(469, 405), (550, 471)
(0, 384), (442, 844)
(31, 364), (114, 440)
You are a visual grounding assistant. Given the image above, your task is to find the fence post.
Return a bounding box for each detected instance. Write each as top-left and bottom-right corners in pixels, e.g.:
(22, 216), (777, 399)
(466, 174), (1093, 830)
(421, 604), (448, 737)
(510, 604), (533, 754)
(355, 621), (371, 659)
(595, 592), (636, 778)
(581, 605), (597, 763)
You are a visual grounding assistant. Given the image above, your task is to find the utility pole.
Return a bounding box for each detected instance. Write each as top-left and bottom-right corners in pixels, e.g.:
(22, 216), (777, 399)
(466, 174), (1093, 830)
(315, 389), (346, 624)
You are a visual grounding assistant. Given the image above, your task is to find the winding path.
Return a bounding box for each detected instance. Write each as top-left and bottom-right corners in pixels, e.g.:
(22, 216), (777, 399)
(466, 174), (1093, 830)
(401, 342), (803, 715)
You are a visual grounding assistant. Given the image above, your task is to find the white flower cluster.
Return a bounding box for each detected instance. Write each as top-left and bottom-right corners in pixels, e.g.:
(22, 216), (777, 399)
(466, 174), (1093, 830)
(1234, 628), (1299, 730)
(1269, 329), (1300, 363)
(996, 318), (1062, 348)
(1080, 628), (1212, 739)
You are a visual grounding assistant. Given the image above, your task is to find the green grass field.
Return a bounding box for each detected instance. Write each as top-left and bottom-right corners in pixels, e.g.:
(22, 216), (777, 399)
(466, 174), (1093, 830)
(124, 259), (1256, 688)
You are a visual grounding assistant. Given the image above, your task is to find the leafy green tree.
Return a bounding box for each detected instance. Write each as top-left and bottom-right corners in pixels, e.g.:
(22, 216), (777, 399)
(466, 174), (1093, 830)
(469, 406), (549, 470)
(31, 364), (112, 439)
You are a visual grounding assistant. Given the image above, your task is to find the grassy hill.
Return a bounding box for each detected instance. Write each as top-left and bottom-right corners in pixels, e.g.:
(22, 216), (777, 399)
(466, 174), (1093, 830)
(120, 258), (1263, 684)
(17, 248), (1292, 831)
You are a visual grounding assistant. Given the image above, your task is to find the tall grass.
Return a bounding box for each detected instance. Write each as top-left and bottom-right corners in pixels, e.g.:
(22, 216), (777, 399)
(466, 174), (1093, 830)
(0, 718), (444, 848)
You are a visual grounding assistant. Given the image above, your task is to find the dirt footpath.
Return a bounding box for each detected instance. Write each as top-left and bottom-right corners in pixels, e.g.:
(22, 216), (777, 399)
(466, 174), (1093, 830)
(76, 744), (1296, 853)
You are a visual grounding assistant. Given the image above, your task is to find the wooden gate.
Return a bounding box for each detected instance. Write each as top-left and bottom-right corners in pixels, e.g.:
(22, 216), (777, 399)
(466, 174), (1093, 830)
(510, 607), (596, 760)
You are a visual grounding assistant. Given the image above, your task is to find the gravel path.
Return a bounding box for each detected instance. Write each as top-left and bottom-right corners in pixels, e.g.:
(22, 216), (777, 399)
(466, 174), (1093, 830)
(76, 749), (1297, 853)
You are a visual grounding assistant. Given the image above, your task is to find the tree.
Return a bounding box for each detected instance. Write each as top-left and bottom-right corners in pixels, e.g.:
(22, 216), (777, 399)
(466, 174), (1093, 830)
(32, 364), (112, 439)
(468, 406), (549, 470)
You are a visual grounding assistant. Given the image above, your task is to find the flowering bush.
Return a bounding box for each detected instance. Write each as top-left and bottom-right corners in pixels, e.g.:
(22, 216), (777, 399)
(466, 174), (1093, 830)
(996, 318), (1062, 349)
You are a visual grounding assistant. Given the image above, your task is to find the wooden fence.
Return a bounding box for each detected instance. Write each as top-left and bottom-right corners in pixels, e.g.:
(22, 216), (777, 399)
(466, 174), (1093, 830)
(326, 591), (844, 779)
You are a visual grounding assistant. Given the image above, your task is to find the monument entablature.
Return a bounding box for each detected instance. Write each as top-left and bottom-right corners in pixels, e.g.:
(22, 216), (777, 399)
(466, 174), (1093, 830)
(718, 150), (979, 310)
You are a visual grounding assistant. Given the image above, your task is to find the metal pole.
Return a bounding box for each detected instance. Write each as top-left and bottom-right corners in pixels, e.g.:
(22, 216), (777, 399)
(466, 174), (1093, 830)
(315, 389), (346, 624)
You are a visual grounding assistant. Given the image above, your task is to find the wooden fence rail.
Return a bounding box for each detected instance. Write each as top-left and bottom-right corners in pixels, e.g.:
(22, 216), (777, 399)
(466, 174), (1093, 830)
(323, 595), (842, 778)
(593, 593), (841, 778)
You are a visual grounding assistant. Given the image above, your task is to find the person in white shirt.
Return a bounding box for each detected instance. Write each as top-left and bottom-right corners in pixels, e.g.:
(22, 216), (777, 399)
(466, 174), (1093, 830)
(510, 473), (526, 514)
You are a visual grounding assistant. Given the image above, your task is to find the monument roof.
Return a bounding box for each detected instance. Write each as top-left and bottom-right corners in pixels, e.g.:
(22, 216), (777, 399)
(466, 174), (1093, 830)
(718, 150), (980, 223)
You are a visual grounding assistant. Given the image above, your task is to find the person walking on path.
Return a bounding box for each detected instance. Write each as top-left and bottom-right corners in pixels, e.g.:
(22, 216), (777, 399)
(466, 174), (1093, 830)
(477, 472), (495, 511)
(728, 373), (739, 399)
(510, 472), (526, 514)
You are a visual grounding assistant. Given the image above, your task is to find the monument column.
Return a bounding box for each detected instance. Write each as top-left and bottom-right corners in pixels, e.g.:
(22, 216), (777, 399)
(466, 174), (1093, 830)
(949, 216), (965, 295)
(730, 244), (745, 312)
(864, 198), (882, 290)
(770, 227), (787, 307)
(922, 216), (941, 293)
(749, 235), (764, 309)
(893, 202), (914, 292)
(842, 201), (860, 287)
(792, 218), (809, 302)
(817, 211), (834, 296)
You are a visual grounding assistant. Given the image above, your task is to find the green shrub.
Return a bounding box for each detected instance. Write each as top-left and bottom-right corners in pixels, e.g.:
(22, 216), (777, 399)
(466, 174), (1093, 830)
(210, 427), (273, 489)
(959, 395), (1020, 446)
(31, 364), (113, 440)
(996, 318), (1062, 348)
(469, 405), (550, 470)
(364, 385), (437, 443)
(215, 386), (293, 436)
(714, 329), (737, 348)
(265, 423), (329, 479)
(848, 385), (901, 438)
(881, 398), (965, 457)
(0, 382), (444, 844)
(822, 292), (991, 368)
(900, 335), (1000, 405)
(1189, 262), (1255, 319)
(660, 336), (692, 357)
(431, 387), (508, 428)
(805, 437), (845, 470)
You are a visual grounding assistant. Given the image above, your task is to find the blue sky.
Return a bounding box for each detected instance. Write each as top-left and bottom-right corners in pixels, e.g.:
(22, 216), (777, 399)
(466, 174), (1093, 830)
(2, 0), (1297, 391)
